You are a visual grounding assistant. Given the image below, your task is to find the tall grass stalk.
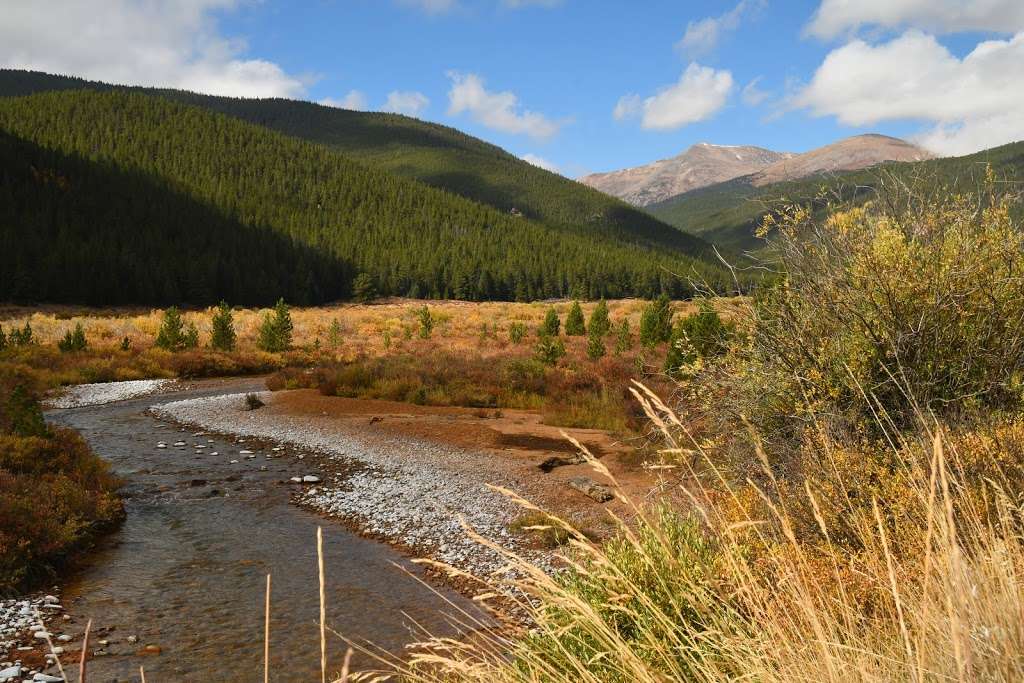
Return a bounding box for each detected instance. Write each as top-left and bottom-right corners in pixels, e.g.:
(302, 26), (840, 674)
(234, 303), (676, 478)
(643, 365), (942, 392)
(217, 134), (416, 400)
(391, 384), (1024, 683)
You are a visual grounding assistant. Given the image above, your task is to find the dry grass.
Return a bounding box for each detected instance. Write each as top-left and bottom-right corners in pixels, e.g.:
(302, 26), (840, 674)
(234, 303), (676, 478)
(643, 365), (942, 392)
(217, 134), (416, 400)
(0, 299), (701, 358)
(383, 389), (1024, 683)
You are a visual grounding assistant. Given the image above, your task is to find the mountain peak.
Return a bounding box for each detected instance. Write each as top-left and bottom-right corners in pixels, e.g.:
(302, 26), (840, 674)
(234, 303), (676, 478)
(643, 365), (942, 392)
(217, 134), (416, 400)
(751, 134), (932, 186)
(580, 143), (792, 206)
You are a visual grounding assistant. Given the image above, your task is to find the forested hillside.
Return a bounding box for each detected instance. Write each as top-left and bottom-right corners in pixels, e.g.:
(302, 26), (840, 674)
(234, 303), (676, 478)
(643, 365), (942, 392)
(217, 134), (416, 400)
(0, 69), (703, 256)
(649, 139), (1024, 252)
(0, 89), (730, 305)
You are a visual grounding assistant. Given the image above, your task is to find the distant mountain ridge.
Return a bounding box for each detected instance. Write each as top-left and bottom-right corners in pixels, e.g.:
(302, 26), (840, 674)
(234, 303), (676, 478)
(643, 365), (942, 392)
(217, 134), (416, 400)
(581, 134), (932, 208)
(646, 138), (1023, 254)
(580, 143), (792, 206)
(750, 134), (932, 186)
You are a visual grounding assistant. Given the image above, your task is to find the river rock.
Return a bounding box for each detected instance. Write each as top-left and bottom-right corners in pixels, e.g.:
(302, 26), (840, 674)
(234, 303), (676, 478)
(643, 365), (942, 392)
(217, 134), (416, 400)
(567, 477), (614, 503)
(35, 674), (64, 682)
(0, 665), (21, 681)
(538, 453), (585, 472)
(239, 450), (253, 455)
(302, 475), (321, 484)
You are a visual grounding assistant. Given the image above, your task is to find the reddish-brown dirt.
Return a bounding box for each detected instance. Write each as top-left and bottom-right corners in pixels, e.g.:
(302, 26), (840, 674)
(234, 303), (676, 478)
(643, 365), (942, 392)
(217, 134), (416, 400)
(270, 390), (672, 540)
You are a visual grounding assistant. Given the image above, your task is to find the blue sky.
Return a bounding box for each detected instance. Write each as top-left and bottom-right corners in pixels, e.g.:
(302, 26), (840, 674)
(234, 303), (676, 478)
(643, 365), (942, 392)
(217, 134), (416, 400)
(3, 1), (1023, 177)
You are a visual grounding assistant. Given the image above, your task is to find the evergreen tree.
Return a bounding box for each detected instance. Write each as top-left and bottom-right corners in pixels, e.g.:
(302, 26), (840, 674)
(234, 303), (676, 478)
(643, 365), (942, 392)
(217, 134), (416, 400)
(257, 298), (293, 352)
(0, 326), (7, 351)
(327, 318), (344, 349)
(184, 322), (200, 349)
(565, 301), (586, 336)
(155, 307), (187, 351)
(639, 295), (673, 347)
(540, 308), (561, 337)
(508, 322), (526, 344)
(352, 273), (377, 303)
(588, 299), (611, 338)
(58, 322), (88, 352)
(587, 327), (606, 360)
(120, 336), (131, 351)
(417, 305), (434, 339)
(535, 334), (566, 366)
(665, 301), (730, 375)
(210, 300), (236, 351)
(614, 318), (633, 355)
(10, 322), (33, 346)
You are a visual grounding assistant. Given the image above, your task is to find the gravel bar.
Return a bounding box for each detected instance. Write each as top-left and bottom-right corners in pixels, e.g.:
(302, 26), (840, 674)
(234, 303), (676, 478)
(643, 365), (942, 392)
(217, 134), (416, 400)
(49, 379), (175, 409)
(151, 392), (542, 577)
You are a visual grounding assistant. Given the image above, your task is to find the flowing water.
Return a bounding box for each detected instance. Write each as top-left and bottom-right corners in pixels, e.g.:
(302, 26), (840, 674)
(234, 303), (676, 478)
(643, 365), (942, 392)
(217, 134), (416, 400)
(47, 378), (476, 682)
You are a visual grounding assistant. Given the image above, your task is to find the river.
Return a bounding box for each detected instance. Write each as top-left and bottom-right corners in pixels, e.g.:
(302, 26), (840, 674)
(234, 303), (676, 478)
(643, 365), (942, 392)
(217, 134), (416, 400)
(46, 378), (477, 682)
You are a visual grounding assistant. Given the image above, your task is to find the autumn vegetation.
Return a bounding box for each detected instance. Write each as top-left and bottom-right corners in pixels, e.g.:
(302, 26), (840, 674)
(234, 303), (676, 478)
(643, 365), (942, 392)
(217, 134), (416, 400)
(379, 175), (1024, 682)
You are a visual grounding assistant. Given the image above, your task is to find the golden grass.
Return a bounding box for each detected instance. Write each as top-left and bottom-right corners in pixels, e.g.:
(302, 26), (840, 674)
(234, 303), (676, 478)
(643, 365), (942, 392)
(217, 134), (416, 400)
(0, 299), (702, 358)
(384, 387), (1024, 683)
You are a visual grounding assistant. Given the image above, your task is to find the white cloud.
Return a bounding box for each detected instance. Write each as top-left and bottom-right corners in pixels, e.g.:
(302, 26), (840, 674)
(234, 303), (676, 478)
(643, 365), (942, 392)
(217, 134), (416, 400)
(614, 63), (733, 131)
(613, 94), (642, 121)
(807, 0), (1024, 39)
(446, 71), (561, 139)
(321, 90), (368, 110)
(741, 77), (769, 106)
(0, 0), (308, 98)
(521, 153), (559, 173)
(796, 30), (1024, 155)
(677, 0), (764, 58)
(382, 90), (430, 116)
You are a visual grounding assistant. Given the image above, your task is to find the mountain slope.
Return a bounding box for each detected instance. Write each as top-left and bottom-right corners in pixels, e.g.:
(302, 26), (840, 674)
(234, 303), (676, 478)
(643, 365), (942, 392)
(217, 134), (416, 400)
(648, 139), (1024, 253)
(0, 89), (730, 305)
(0, 69), (705, 256)
(750, 134), (931, 186)
(579, 143), (791, 206)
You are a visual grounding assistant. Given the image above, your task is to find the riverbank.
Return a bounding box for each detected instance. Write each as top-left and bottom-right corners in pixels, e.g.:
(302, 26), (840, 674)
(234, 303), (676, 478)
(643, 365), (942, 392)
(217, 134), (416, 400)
(152, 387), (661, 575)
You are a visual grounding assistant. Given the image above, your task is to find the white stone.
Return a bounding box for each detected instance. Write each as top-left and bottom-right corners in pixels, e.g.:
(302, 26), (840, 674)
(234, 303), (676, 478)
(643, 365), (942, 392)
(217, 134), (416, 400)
(302, 475), (321, 484)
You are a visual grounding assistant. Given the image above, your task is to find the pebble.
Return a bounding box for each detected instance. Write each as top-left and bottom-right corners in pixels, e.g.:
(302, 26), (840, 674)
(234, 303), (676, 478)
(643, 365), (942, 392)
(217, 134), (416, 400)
(152, 393), (553, 578)
(35, 673), (64, 682)
(49, 379), (172, 409)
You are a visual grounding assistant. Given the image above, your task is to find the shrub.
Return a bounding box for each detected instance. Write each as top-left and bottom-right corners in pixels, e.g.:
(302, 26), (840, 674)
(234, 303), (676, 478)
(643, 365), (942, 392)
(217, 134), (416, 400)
(540, 307), (560, 337)
(508, 322), (527, 344)
(57, 322), (88, 353)
(0, 374), (123, 591)
(244, 392), (265, 410)
(738, 173), (1024, 432)
(565, 301), (586, 336)
(639, 295), (672, 347)
(0, 326), (6, 350)
(209, 300), (236, 351)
